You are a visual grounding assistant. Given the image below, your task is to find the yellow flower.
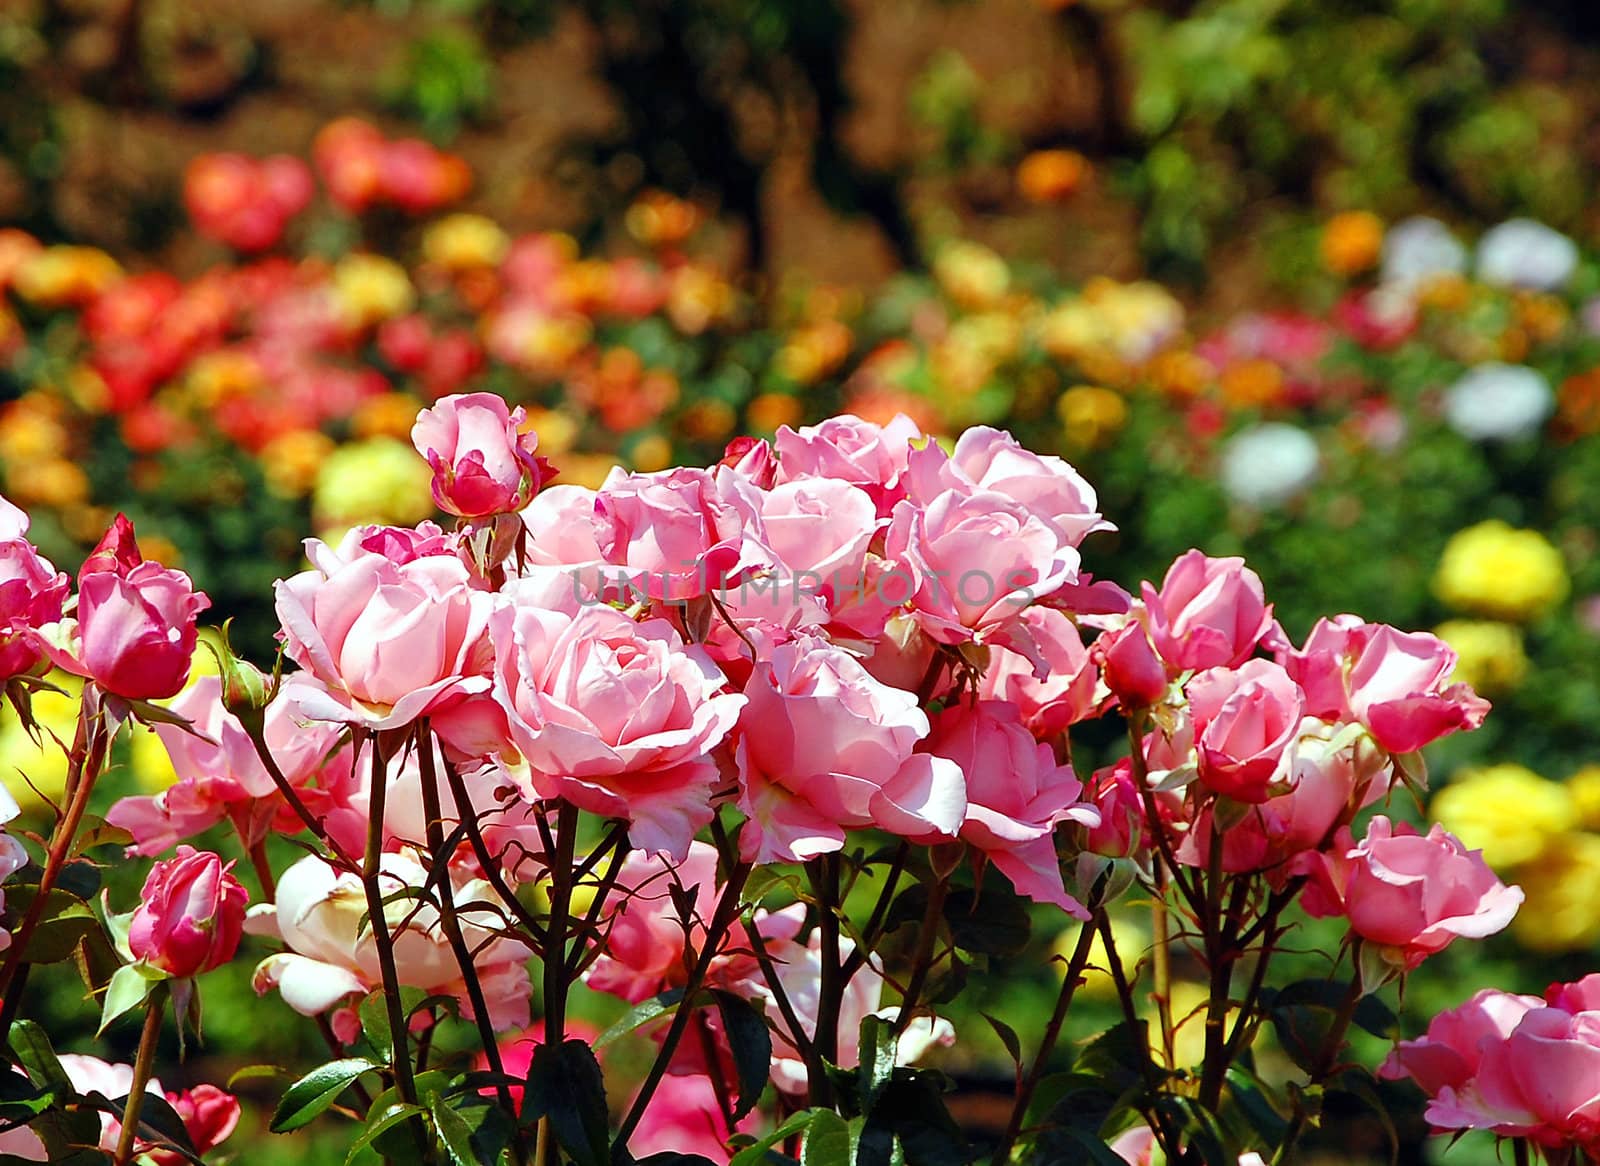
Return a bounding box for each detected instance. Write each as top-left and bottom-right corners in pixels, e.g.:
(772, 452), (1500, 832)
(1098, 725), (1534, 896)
(1510, 833), (1600, 952)
(260, 429), (338, 499)
(746, 394), (802, 436)
(0, 675), (84, 812)
(933, 241), (1010, 311)
(1430, 763), (1575, 869)
(422, 214), (510, 271)
(1320, 212), (1383, 277)
(521, 407), (580, 456)
(1057, 385), (1127, 448)
(628, 434), (674, 473)
(186, 350), (262, 407)
(352, 393), (426, 442)
(13, 246), (122, 307)
(313, 437), (435, 529)
(1568, 766), (1600, 831)
(1051, 912), (1148, 1001)
(1432, 620), (1528, 696)
(1433, 520), (1568, 621)
(332, 254), (415, 329)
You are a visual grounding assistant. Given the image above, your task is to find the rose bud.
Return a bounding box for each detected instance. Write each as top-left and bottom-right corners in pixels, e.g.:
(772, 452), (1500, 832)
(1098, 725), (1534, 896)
(410, 391), (553, 518)
(128, 846), (249, 978)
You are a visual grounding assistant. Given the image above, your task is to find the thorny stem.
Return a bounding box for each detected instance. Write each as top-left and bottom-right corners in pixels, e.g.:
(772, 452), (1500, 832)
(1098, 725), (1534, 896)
(542, 801), (580, 1048)
(990, 909), (1101, 1165)
(247, 838), (277, 901)
(567, 832), (631, 980)
(415, 724), (521, 1141)
(240, 715), (360, 872)
(807, 853), (844, 1108)
(841, 842), (909, 981)
(0, 699), (109, 1028)
(613, 860), (753, 1150)
(113, 982), (167, 1165)
(1198, 814), (1235, 1113)
(438, 751), (549, 946)
(356, 733), (429, 1160)
(744, 904), (813, 1065)
(892, 874), (950, 1037)
(1097, 907), (1183, 1159)
(1272, 972), (1366, 1164)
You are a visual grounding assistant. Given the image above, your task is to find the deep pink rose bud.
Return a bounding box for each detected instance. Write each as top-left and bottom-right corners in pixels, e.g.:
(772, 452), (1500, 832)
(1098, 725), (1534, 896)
(148, 1084), (241, 1166)
(411, 392), (554, 518)
(38, 515), (210, 699)
(1097, 621), (1168, 709)
(128, 846), (248, 978)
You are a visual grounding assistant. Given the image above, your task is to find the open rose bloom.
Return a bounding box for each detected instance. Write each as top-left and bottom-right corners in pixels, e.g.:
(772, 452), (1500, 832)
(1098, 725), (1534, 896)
(0, 400), (1548, 1165)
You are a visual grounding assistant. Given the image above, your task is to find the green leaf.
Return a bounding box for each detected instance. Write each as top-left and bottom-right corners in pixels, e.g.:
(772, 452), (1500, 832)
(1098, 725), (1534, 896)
(801, 1110), (855, 1166)
(226, 1064), (288, 1089)
(7, 1022), (67, 1091)
(1057, 1128), (1134, 1166)
(98, 964), (154, 1036)
(345, 1102), (426, 1164)
(857, 1013), (897, 1115)
(526, 1039), (608, 1166)
(270, 1058), (380, 1133)
(982, 1013), (1022, 1071)
(4, 886), (98, 966)
(712, 989), (772, 1123)
(430, 1094), (483, 1166)
(728, 1108), (818, 1166)
(596, 988), (686, 1049)
(69, 817), (133, 858)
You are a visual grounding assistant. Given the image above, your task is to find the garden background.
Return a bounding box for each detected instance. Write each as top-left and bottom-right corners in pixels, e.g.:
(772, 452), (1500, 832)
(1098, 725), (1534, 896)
(5, 0), (1600, 1161)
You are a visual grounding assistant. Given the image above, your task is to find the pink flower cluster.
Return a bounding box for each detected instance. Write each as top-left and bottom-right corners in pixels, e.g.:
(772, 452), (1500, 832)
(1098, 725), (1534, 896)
(1383, 974), (1600, 1155)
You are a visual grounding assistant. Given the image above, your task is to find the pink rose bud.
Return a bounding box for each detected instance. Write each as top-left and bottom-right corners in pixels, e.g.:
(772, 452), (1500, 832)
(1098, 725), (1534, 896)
(128, 846), (248, 978)
(148, 1084), (241, 1166)
(1097, 620), (1168, 709)
(1186, 659), (1304, 804)
(1302, 817), (1523, 971)
(410, 392), (554, 518)
(40, 515), (210, 699)
(1142, 550), (1274, 673)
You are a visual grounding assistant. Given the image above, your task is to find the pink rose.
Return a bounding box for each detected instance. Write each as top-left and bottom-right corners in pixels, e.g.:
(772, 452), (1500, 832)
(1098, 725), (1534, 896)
(583, 843), (724, 1004)
(734, 636), (966, 864)
(1083, 762), (1146, 859)
(0, 498), (69, 680)
(629, 1071), (757, 1164)
(148, 1084), (242, 1166)
(1176, 719), (1392, 873)
(128, 846), (249, 978)
(1378, 988), (1541, 1097)
(1429, 1007), (1600, 1151)
(109, 675), (355, 855)
(252, 850), (532, 1030)
(1547, 973), (1600, 1014)
(773, 413), (922, 517)
(1110, 1125), (1156, 1166)
(976, 607), (1102, 739)
(1142, 551), (1273, 673)
(920, 701), (1099, 915)
(720, 436), (777, 487)
(756, 477), (879, 614)
(1186, 660), (1304, 804)
(1096, 619), (1168, 710)
(274, 539), (493, 728)
(490, 599), (744, 858)
(1302, 817), (1523, 971)
(39, 515), (209, 699)
(884, 488), (1080, 653)
(905, 425), (1111, 546)
(1279, 616), (1490, 754)
(411, 391), (554, 518)
(595, 466), (772, 601)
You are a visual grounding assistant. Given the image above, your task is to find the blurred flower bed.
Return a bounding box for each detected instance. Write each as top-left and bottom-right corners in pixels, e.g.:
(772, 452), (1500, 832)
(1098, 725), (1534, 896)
(7, 128), (1600, 989)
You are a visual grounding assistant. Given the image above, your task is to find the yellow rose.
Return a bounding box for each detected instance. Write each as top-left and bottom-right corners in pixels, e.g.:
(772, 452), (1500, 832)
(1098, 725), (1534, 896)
(313, 437), (435, 529)
(1430, 763), (1575, 869)
(1432, 620), (1529, 696)
(1510, 833), (1600, 952)
(1433, 520), (1568, 621)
